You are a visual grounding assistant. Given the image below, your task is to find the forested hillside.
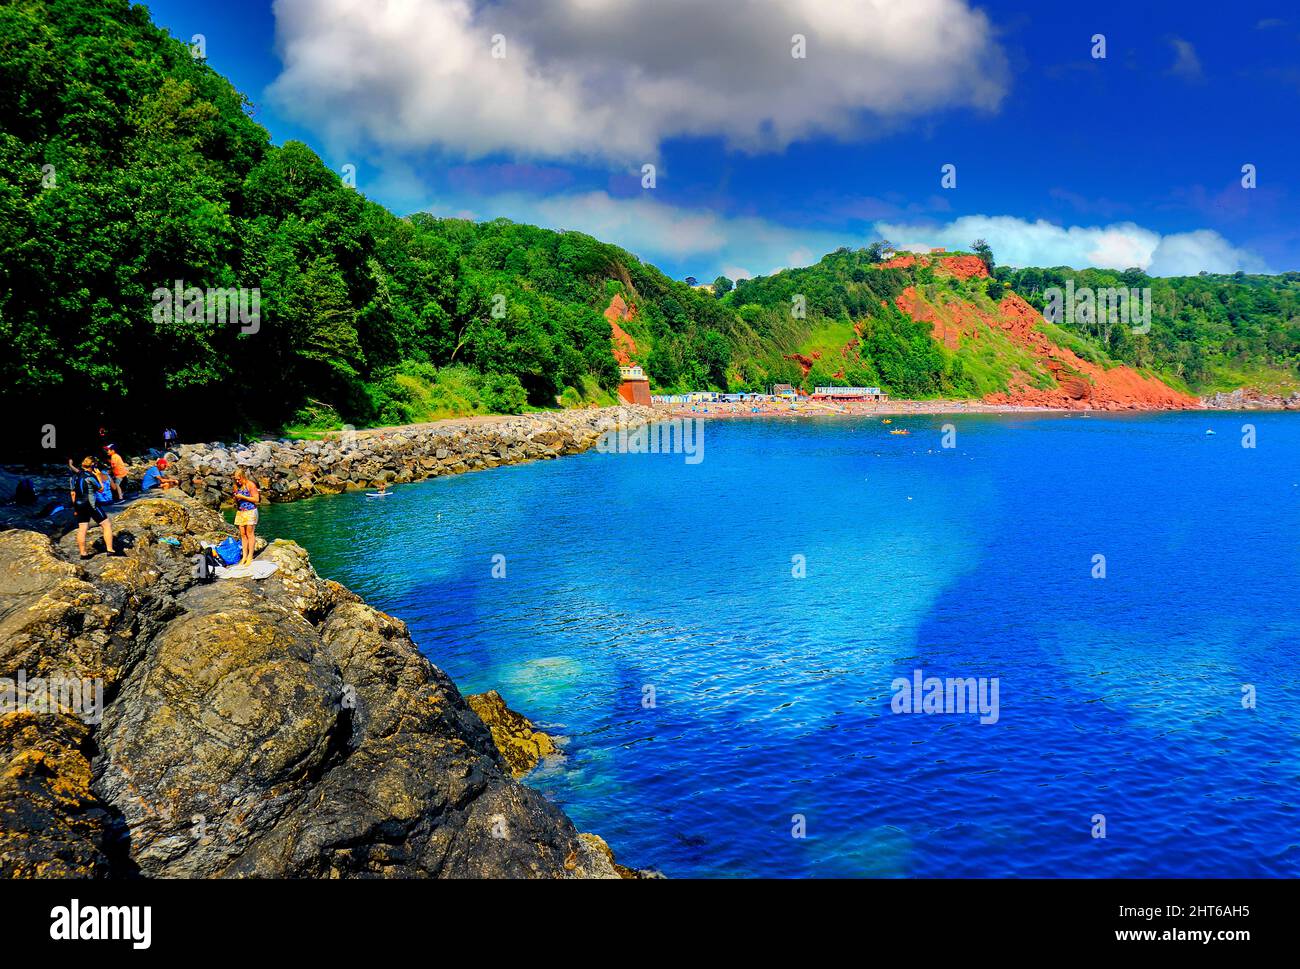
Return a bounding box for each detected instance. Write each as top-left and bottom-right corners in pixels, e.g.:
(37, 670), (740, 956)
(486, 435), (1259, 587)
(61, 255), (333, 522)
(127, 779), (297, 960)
(0, 0), (739, 450)
(3, 0), (1298, 456)
(709, 249), (1300, 399)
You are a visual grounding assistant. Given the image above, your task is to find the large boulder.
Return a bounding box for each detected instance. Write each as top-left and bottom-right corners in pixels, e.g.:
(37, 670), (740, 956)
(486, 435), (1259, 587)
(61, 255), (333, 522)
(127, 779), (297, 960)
(0, 711), (110, 878)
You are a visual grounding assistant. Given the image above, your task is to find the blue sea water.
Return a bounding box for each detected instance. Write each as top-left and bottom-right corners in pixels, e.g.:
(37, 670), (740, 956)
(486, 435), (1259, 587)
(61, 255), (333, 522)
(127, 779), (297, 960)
(257, 412), (1300, 877)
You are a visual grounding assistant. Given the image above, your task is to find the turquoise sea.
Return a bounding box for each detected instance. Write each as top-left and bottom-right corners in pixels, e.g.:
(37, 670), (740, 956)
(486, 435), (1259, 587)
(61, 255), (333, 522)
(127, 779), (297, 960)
(258, 412), (1300, 877)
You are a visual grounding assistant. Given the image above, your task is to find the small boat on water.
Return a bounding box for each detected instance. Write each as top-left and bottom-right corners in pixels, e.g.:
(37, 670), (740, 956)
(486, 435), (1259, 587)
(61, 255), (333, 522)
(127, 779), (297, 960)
(890, 429), (910, 436)
(881, 418), (893, 424)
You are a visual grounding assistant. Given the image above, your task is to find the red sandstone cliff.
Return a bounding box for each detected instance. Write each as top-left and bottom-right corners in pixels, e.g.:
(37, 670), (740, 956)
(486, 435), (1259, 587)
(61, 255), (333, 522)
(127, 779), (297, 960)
(605, 294), (639, 366)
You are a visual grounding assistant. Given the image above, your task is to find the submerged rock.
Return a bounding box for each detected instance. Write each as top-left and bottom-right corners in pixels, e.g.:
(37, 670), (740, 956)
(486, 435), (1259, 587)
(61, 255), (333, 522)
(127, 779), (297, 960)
(466, 690), (560, 777)
(0, 492), (632, 879)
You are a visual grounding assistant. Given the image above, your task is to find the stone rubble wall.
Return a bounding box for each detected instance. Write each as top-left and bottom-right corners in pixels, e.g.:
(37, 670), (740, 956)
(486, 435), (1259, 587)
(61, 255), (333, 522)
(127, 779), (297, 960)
(1199, 389), (1300, 410)
(174, 405), (657, 507)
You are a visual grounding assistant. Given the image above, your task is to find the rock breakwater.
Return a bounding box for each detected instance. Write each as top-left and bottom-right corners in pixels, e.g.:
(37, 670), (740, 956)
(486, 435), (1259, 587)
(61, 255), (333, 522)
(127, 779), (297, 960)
(175, 406), (656, 508)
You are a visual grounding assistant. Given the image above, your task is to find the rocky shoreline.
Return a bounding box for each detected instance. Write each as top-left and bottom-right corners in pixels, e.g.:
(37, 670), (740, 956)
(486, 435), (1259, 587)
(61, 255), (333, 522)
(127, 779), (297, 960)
(0, 490), (650, 878)
(1199, 388), (1300, 410)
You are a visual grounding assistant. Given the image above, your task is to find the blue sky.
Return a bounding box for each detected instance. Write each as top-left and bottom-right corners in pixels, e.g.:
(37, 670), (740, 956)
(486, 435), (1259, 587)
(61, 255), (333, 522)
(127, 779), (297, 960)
(141, 0), (1300, 279)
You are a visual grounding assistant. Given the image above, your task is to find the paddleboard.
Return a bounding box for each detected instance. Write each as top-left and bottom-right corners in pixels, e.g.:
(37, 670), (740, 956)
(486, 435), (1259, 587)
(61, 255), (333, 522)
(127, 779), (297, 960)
(216, 561), (279, 580)
(366, 492), (393, 498)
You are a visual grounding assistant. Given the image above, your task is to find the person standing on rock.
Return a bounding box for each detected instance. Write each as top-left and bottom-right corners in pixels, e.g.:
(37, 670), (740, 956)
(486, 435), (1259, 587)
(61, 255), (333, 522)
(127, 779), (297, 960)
(69, 456), (120, 560)
(103, 443), (128, 502)
(232, 470), (261, 567)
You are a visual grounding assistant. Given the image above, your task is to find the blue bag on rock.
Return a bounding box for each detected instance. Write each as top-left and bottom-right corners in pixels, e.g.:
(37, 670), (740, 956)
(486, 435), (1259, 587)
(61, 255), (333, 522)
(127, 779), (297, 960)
(215, 536), (243, 565)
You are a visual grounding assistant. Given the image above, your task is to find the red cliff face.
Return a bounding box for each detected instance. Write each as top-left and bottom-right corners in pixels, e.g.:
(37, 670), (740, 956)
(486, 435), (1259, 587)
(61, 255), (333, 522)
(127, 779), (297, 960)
(936, 255), (989, 279)
(982, 293), (1199, 410)
(783, 352), (822, 378)
(605, 294), (638, 366)
(878, 254), (988, 279)
(895, 286), (998, 351)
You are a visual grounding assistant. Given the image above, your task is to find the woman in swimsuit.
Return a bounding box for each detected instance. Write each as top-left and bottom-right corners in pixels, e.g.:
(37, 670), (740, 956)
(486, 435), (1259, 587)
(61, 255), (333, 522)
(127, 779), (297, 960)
(232, 470), (261, 567)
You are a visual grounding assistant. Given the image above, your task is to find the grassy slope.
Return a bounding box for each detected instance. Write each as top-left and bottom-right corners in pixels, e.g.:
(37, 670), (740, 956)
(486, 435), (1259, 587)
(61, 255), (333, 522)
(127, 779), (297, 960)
(772, 256), (1084, 399)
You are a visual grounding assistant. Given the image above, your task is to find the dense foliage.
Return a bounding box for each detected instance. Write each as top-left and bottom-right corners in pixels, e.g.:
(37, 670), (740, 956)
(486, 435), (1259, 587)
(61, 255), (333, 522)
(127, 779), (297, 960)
(725, 247), (1300, 398)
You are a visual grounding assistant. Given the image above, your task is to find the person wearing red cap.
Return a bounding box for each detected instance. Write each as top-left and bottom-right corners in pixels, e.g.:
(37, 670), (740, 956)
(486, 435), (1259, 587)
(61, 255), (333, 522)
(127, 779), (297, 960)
(141, 457), (178, 492)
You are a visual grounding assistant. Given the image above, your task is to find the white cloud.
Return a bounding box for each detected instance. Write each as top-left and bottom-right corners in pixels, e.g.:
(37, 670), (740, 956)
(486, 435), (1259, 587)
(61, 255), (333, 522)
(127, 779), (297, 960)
(268, 0), (1009, 162)
(426, 189), (850, 277)
(873, 215), (1269, 275)
(1167, 38), (1204, 81)
(1146, 229), (1265, 276)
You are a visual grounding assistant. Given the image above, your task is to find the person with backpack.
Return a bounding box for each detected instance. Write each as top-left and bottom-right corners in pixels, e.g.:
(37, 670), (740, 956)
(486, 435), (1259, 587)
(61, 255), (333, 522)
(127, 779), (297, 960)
(69, 456), (121, 560)
(94, 462), (114, 505)
(231, 469), (261, 567)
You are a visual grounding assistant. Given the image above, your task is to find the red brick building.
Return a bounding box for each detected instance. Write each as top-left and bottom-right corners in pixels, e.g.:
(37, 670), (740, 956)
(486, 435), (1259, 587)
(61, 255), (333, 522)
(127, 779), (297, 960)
(618, 365), (651, 405)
